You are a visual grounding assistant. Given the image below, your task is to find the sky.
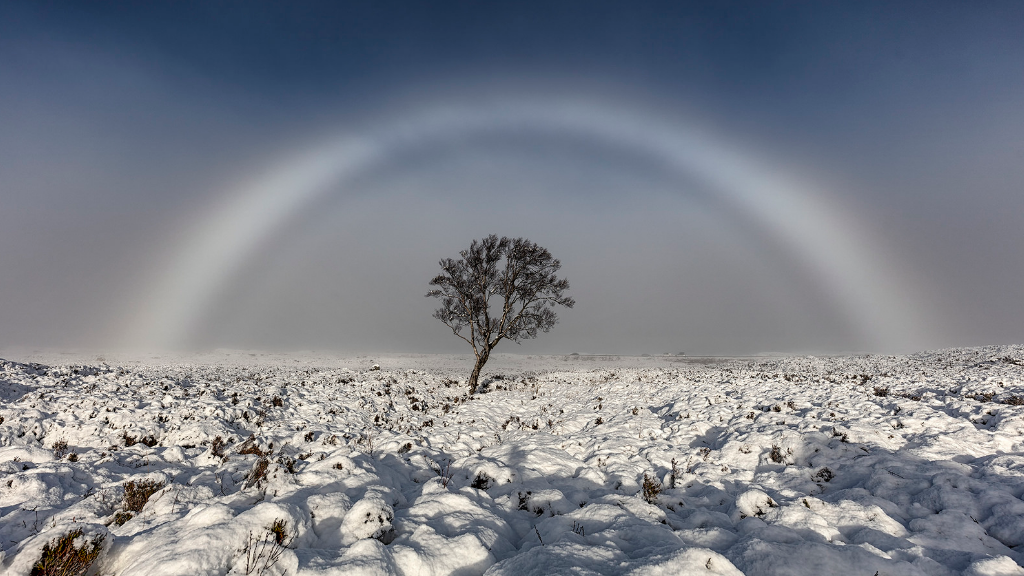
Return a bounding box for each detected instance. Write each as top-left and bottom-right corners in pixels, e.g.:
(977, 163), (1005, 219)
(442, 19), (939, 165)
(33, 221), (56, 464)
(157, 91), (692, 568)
(1, 1), (1023, 356)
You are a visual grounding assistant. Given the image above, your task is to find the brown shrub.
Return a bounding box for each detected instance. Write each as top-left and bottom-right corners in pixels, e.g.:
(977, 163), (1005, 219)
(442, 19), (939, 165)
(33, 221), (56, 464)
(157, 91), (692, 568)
(51, 439), (69, 460)
(245, 458), (270, 489)
(121, 432), (137, 447)
(30, 528), (104, 576)
(237, 434), (268, 457)
(641, 473), (662, 504)
(123, 479), (165, 513)
(210, 436), (227, 459)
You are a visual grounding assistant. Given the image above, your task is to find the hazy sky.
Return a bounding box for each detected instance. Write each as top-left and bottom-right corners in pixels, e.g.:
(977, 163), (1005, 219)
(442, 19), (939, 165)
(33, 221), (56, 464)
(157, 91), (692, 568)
(2, 1), (1023, 355)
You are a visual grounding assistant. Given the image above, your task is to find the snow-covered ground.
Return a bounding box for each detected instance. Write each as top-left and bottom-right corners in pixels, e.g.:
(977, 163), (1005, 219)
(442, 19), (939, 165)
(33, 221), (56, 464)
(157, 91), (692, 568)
(2, 347), (1024, 575)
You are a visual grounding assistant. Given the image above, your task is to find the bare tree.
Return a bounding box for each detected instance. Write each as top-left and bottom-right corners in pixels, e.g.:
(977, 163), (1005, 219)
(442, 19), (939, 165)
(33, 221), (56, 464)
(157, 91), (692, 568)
(427, 235), (574, 394)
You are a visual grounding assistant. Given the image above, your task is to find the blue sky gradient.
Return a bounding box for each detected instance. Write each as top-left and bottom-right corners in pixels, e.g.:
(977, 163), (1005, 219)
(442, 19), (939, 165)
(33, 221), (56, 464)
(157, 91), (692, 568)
(2, 1), (1022, 354)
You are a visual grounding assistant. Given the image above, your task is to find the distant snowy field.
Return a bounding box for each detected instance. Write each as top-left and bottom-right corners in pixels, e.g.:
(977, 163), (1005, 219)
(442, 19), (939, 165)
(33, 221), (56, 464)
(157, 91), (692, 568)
(2, 347), (1024, 576)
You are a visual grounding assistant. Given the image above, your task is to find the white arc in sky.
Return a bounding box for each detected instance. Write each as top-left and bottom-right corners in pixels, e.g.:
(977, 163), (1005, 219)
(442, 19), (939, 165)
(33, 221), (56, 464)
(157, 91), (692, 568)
(128, 97), (928, 352)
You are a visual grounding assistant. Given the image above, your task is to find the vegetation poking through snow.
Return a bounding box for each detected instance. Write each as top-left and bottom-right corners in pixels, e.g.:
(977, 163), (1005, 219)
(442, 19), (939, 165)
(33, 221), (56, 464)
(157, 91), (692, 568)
(641, 473), (662, 504)
(123, 479), (165, 513)
(241, 520), (291, 576)
(50, 438), (68, 460)
(30, 528), (104, 576)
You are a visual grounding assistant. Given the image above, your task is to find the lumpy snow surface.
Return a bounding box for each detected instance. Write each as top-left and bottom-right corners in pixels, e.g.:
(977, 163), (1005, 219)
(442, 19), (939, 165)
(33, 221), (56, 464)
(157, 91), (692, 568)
(2, 347), (1024, 575)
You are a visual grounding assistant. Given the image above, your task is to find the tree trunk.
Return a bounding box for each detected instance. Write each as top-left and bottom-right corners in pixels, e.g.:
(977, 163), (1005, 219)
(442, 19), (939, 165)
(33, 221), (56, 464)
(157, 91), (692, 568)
(467, 350), (490, 394)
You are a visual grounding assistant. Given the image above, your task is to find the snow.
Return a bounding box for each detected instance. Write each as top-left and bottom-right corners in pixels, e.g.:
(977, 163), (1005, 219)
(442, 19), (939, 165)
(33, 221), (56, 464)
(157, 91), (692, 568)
(1, 347), (1024, 575)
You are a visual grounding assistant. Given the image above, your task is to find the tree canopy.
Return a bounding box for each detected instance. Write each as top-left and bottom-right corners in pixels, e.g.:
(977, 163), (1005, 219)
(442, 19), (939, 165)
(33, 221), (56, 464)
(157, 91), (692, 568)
(427, 235), (574, 393)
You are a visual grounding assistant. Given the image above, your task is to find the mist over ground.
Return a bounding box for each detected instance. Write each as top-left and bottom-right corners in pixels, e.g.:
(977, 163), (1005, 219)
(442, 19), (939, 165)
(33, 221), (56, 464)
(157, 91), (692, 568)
(1, 2), (1022, 355)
